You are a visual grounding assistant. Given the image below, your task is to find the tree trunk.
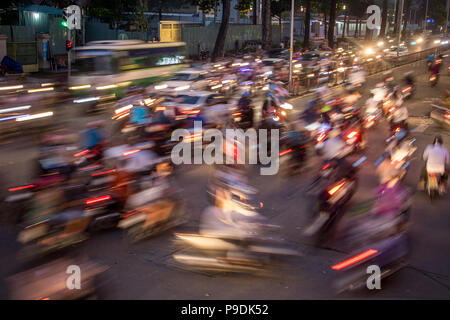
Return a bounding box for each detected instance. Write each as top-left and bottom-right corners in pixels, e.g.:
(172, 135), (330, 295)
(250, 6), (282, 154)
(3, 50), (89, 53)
(354, 18), (359, 37)
(358, 19), (362, 37)
(324, 15), (328, 39)
(202, 11), (206, 26)
(253, 0), (257, 25)
(379, 0), (388, 38)
(212, 0), (230, 61)
(393, 0), (400, 35)
(328, 0), (336, 48)
(279, 16), (282, 45)
(303, 0), (311, 48)
(402, 0), (412, 40)
(342, 13), (347, 37)
(262, 0), (272, 49)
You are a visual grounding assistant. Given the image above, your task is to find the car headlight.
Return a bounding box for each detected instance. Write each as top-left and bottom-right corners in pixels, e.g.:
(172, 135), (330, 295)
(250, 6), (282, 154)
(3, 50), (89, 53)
(280, 103), (293, 110)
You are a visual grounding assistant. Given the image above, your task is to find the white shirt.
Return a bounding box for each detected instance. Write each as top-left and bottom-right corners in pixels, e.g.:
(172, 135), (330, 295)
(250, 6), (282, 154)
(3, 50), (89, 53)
(320, 136), (351, 160)
(423, 144), (449, 174)
(392, 105), (408, 122)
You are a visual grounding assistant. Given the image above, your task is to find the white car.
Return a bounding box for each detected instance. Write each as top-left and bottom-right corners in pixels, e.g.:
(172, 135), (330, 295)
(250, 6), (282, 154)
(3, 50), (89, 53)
(163, 91), (229, 121)
(153, 69), (210, 94)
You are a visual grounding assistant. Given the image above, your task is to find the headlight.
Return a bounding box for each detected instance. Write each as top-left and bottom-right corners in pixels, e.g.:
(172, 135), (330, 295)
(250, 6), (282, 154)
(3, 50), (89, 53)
(416, 37), (423, 43)
(155, 84), (168, 90)
(377, 41), (384, 47)
(280, 103), (293, 110)
(365, 48), (374, 55)
(175, 85), (190, 91)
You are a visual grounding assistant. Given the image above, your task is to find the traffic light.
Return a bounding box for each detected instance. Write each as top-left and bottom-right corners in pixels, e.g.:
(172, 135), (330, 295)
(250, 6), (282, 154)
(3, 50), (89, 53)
(61, 20), (68, 28)
(65, 40), (73, 51)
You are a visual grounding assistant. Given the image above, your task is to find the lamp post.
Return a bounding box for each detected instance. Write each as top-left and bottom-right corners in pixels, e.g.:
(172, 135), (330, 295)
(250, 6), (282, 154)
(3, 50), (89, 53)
(288, 0), (295, 93)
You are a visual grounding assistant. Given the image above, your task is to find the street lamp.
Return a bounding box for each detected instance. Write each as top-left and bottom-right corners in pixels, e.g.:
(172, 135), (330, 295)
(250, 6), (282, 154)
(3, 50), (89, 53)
(288, 0), (294, 93)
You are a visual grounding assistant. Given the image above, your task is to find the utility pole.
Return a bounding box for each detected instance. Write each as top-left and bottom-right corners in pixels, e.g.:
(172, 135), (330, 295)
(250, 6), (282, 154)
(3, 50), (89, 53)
(288, 0), (294, 93)
(424, 0), (429, 32)
(396, 0), (404, 57)
(446, 0), (449, 35)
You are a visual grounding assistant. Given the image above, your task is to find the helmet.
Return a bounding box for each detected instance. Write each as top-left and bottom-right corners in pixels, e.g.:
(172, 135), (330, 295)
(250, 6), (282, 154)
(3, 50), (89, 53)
(433, 135), (443, 145)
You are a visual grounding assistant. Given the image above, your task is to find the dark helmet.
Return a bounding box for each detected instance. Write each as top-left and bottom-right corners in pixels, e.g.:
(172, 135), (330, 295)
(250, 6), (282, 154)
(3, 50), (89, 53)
(433, 135), (443, 145)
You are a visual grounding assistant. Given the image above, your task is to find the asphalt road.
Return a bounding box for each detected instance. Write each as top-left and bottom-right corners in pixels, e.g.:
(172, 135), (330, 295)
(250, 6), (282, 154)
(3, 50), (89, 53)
(0, 56), (449, 299)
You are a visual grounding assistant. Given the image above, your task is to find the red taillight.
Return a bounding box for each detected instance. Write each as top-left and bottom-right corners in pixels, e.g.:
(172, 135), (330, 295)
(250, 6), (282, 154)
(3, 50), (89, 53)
(8, 184), (36, 192)
(322, 163), (331, 170)
(401, 86), (411, 93)
(123, 149), (140, 156)
(74, 149), (89, 157)
(122, 210), (139, 219)
(445, 113), (450, 120)
(317, 132), (326, 142)
(181, 109), (200, 115)
(92, 169), (115, 177)
(328, 180), (346, 196)
(86, 195), (111, 206)
(395, 127), (401, 133)
(331, 249), (378, 270)
(346, 130), (358, 139)
(279, 149), (292, 156)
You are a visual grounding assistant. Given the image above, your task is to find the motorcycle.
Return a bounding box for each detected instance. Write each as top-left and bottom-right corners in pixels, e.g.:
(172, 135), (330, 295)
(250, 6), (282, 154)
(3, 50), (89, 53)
(425, 172), (443, 200)
(401, 85), (414, 100)
(429, 73), (438, 87)
(171, 227), (300, 275)
(118, 178), (187, 243)
(303, 156), (366, 244)
(331, 233), (409, 293)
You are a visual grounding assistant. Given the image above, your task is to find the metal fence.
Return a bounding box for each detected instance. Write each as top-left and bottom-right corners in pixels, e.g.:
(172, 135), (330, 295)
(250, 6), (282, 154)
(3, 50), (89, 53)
(6, 41), (38, 72)
(289, 43), (450, 97)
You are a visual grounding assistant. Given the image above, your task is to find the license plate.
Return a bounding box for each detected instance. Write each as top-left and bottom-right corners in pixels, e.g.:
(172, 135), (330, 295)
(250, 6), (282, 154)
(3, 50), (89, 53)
(91, 176), (115, 186)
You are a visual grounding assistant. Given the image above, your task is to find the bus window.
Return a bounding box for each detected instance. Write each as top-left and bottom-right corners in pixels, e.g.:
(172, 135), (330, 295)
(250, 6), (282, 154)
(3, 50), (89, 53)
(72, 55), (115, 75)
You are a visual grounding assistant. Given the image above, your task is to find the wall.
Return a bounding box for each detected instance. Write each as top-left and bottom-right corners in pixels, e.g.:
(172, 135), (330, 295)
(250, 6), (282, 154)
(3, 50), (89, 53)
(181, 23), (283, 56)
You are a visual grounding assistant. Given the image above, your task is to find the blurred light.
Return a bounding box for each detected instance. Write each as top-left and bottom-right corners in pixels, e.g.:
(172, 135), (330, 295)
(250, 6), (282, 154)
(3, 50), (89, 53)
(16, 111), (53, 121)
(86, 195), (111, 206)
(175, 85), (190, 91)
(27, 87), (54, 93)
(96, 84), (117, 90)
(155, 84), (168, 90)
(442, 40), (448, 44)
(0, 115), (28, 122)
(0, 105), (31, 113)
(410, 41), (416, 45)
(328, 181), (346, 196)
(211, 84), (222, 90)
(74, 96), (99, 103)
(279, 149), (292, 156)
(41, 83), (54, 87)
(0, 85), (23, 91)
(280, 103), (293, 110)
(123, 149), (141, 156)
(33, 12), (39, 19)
(115, 104), (133, 114)
(416, 37), (423, 43)
(69, 84), (91, 90)
(364, 47), (374, 55)
(337, 67), (345, 72)
(61, 20), (68, 28)
(377, 41), (384, 47)
(8, 184), (36, 192)
(434, 39), (441, 44)
(116, 81), (132, 87)
(331, 249), (378, 270)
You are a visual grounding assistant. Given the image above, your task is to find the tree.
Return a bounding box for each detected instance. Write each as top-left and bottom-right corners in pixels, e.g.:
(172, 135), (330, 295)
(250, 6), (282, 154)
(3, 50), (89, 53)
(401, 0), (412, 39)
(86, 0), (136, 30)
(212, 0), (230, 61)
(271, 0), (291, 44)
(193, 0), (216, 25)
(393, 0), (400, 35)
(379, 0), (388, 38)
(303, 0), (312, 48)
(262, 0), (272, 49)
(328, 0), (337, 47)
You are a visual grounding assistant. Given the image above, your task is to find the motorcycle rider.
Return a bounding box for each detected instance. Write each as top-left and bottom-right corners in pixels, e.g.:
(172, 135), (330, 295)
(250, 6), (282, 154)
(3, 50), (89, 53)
(419, 135), (449, 193)
(80, 121), (106, 162)
(390, 92), (408, 131)
(236, 91), (254, 128)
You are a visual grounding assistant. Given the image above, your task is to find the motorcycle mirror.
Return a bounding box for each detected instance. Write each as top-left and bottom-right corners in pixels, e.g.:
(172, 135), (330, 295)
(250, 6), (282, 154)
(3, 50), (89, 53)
(374, 156), (384, 167)
(352, 156), (367, 167)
